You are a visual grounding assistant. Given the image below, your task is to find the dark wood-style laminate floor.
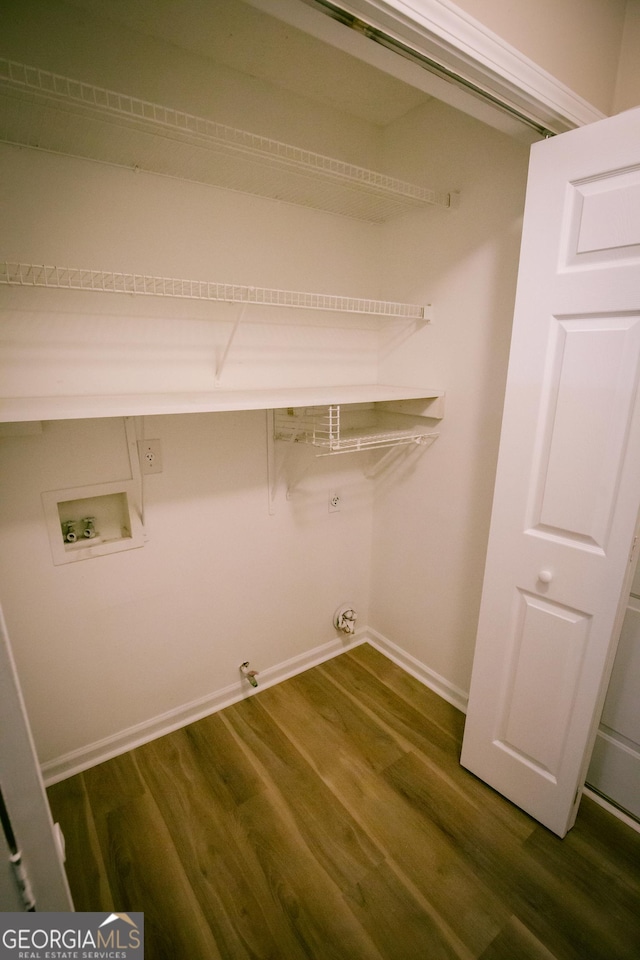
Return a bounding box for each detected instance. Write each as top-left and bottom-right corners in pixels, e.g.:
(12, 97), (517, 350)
(47, 643), (640, 960)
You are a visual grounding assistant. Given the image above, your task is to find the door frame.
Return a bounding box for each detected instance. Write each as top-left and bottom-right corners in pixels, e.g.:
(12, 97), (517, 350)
(249, 0), (605, 137)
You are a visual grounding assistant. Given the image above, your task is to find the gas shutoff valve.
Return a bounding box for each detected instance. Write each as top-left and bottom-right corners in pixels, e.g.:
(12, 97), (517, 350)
(334, 605), (358, 635)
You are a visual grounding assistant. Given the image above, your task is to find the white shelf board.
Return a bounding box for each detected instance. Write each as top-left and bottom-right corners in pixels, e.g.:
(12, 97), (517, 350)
(0, 58), (453, 223)
(0, 385), (444, 423)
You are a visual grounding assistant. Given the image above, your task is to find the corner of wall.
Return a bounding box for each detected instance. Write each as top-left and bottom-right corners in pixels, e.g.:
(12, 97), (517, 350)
(613, 0), (640, 113)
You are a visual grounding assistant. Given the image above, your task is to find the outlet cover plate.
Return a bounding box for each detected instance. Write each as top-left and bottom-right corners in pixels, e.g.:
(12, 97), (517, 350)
(138, 439), (163, 474)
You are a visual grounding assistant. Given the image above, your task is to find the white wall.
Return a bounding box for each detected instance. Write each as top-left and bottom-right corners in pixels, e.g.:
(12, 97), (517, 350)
(0, 145), (383, 397)
(614, 0), (640, 112)
(452, 0), (629, 114)
(0, 414), (373, 764)
(372, 98), (529, 694)
(0, 1), (387, 766)
(1, 0), (382, 166)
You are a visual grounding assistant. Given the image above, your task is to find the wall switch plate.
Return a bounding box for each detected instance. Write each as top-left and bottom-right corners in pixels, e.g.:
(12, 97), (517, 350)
(138, 439), (163, 475)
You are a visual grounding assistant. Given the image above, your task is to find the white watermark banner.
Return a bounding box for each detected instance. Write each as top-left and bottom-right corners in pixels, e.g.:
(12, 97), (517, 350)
(0, 913), (143, 959)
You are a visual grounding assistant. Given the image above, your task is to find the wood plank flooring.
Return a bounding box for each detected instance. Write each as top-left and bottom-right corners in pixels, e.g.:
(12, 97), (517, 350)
(47, 643), (640, 960)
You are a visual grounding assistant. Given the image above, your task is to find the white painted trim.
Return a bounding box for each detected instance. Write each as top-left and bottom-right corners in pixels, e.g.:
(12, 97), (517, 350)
(586, 727), (640, 823)
(41, 633), (364, 785)
(346, 0), (605, 129)
(365, 627), (469, 712)
(41, 626), (469, 784)
(366, 631), (640, 838)
(43, 627), (639, 840)
(250, 0), (605, 137)
(583, 787), (640, 836)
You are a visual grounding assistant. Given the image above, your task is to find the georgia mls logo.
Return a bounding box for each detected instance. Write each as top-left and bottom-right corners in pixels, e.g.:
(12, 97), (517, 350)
(97, 913), (142, 949)
(0, 911), (144, 959)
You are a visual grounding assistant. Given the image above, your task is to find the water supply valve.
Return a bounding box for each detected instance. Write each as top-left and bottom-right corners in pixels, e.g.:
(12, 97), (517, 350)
(82, 517), (97, 539)
(62, 521), (77, 543)
(333, 604), (358, 635)
(240, 661), (259, 688)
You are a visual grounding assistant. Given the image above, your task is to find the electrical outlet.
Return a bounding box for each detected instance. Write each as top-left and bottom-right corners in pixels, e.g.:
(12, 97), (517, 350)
(328, 491), (341, 513)
(138, 439), (163, 475)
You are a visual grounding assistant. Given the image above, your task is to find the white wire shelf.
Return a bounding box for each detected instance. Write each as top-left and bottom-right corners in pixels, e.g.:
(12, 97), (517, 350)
(0, 261), (429, 319)
(0, 58), (454, 223)
(274, 404), (439, 455)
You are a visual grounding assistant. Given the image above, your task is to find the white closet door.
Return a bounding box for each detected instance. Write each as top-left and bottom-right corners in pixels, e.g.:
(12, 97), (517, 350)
(0, 826), (24, 910)
(460, 107), (640, 837)
(0, 605), (73, 909)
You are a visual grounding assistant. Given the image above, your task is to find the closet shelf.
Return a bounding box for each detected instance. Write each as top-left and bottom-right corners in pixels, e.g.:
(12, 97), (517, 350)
(274, 404), (440, 455)
(0, 386), (444, 425)
(0, 261), (430, 319)
(0, 58), (454, 223)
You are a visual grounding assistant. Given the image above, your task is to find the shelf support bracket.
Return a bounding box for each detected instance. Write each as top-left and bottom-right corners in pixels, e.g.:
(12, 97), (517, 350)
(124, 415), (146, 531)
(267, 411), (277, 515)
(215, 302), (247, 383)
(267, 416), (317, 512)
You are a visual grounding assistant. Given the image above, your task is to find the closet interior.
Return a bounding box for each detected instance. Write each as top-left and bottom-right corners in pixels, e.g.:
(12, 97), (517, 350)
(0, 0), (531, 792)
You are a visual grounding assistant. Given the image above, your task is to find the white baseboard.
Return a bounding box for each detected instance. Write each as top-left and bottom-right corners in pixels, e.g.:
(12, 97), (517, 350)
(583, 787), (640, 836)
(41, 627), (468, 784)
(42, 629), (639, 840)
(41, 632), (365, 785)
(584, 726), (640, 829)
(42, 628), (469, 785)
(365, 628), (469, 714)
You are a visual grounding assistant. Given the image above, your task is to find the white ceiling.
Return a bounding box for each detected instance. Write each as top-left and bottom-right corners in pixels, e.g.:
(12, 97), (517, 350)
(63, 0), (431, 125)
